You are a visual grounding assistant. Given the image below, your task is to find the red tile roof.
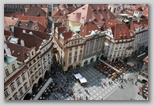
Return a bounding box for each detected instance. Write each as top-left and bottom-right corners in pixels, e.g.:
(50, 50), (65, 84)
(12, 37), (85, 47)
(63, 31), (74, 41)
(129, 19), (148, 31)
(53, 22), (62, 30)
(111, 24), (132, 40)
(58, 26), (67, 34)
(4, 12), (23, 17)
(79, 21), (101, 37)
(4, 17), (19, 29)
(25, 4), (48, 8)
(104, 19), (120, 29)
(18, 20), (46, 32)
(5, 41), (31, 62)
(4, 30), (13, 40)
(52, 4), (78, 20)
(14, 32), (43, 51)
(4, 13), (47, 26)
(14, 27), (50, 40)
(24, 7), (46, 16)
(16, 16), (47, 27)
(68, 4), (115, 25)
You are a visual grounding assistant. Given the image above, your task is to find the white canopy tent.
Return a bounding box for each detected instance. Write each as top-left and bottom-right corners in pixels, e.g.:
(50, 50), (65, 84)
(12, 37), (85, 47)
(74, 73), (82, 79)
(79, 77), (87, 84)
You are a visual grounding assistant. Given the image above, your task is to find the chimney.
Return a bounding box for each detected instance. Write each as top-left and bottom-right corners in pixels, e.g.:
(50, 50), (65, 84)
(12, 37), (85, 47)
(66, 4), (68, 8)
(23, 30), (26, 33)
(29, 18), (33, 23)
(20, 39), (25, 46)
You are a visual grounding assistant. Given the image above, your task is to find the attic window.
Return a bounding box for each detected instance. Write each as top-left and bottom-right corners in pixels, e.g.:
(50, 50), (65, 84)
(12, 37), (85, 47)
(94, 19), (98, 22)
(59, 13), (63, 16)
(82, 17), (84, 19)
(73, 13), (75, 15)
(82, 8), (85, 10)
(93, 9), (96, 11)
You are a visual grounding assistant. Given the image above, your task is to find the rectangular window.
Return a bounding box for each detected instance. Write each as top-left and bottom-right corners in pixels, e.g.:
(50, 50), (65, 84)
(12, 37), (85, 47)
(5, 69), (9, 76)
(75, 51), (77, 55)
(12, 64), (16, 71)
(33, 59), (36, 63)
(69, 52), (72, 57)
(74, 56), (77, 62)
(22, 74), (26, 81)
(4, 89), (9, 98)
(16, 78), (21, 86)
(80, 50), (82, 53)
(19, 88), (23, 96)
(29, 63), (32, 67)
(69, 58), (72, 64)
(24, 83), (28, 91)
(10, 83), (15, 92)
(13, 93), (18, 100)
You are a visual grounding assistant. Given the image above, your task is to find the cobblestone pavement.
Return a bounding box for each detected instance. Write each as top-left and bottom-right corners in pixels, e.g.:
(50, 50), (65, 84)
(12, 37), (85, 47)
(47, 62), (146, 100)
(105, 72), (146, 100)
(48, 63), (121, 100)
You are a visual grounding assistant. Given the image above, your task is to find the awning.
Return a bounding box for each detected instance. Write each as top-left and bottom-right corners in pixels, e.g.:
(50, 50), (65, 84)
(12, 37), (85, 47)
(79, 77), (87, 84)
(74, 73), (82, 79)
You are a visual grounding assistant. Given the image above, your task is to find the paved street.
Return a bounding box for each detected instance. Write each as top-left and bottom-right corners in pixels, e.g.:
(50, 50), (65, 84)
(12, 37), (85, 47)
(47, 63), (120, 100)
(45, 62), (146, 100)
(105, 72), (145, 100)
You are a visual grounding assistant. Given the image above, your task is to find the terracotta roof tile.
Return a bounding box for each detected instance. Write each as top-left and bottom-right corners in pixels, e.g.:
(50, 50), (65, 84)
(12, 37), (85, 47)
(25, 4), (48, 8)
(13, 31), (43, 51)
(63, 31), (74, 41)
(52, 4), (78, 20)
(79, 21), (101, 37)
(4, 30), (13, 40)
(5, 41), (31, 62)
(18, 20), (46, 32)
(112, 24), (132, 40)
(129, 19), (148, 31)
(68, 4), (115, 25)
(4, 12), (23, 17)
(4, 17), (19, 29)
(104, 19), (120, 29)
(14, 27), (50, 40)
(58, 27), (67, 34)
(53, 22), (62, 30)
(24, 7), (46, 16)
